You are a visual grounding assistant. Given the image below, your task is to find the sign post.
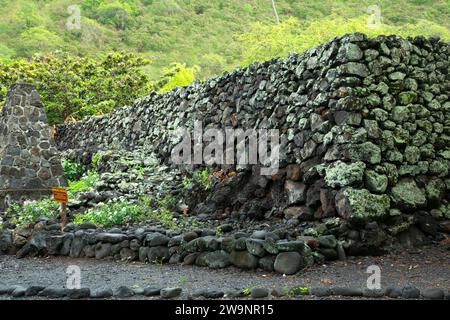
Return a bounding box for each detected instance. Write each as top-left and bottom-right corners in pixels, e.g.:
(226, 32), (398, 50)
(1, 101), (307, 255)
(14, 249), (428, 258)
(52, 187), (69, 231)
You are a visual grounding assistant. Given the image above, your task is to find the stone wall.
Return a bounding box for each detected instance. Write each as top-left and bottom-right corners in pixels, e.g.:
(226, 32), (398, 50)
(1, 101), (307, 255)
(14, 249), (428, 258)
(55, 33), (450, 242)
(0, 84), (67, 211)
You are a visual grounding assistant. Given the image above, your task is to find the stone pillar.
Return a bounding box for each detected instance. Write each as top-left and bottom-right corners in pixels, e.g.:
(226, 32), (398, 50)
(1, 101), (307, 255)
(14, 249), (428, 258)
(0, 83), (67, 212)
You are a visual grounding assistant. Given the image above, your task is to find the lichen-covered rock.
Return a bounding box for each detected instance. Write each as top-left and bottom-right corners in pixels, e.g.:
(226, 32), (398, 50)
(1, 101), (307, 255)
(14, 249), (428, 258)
(347, 142), (381, 164)
(335, 188), (390, 223)
(324, 161), (366, 188)
(390, 179), (427, 211)
(364, 170), (388, 193)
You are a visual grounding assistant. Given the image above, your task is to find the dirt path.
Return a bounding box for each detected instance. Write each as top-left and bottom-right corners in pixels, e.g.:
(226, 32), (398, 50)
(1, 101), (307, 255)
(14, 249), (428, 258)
(0, 245), (448, 299)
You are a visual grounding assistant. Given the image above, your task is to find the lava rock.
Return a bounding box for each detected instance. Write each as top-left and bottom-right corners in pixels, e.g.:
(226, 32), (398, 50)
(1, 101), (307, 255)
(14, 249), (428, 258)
(274, 252), (303, 275)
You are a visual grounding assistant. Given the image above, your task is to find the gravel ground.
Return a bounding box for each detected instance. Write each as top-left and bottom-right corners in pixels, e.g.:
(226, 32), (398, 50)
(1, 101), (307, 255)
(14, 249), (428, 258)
(0, 244), (448, 299)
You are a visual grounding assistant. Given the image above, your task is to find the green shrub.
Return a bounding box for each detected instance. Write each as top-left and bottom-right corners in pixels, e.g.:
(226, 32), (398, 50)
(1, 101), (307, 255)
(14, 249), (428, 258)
(62, 159), (85, 181)
(91, 152), (102, 171)
(73, 199), (145, 226)
(68, 171), (99, 193)
(289, 286), (309, 296)
(194, 168), (211, 190)
(74, 196), (178, 228)
(7, 199), (60, 227)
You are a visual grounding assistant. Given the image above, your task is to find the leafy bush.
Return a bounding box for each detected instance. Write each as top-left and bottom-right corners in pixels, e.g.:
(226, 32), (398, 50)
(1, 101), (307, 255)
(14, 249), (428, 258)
(0, 51), (152, 124)
(152, 63), (199, 93)
(62, 159), (85, 181)
(194, 169), (211, 190)
(7, 199), (60, 227)
(73, 199), (145, 226)
(73, 195), (178, 228)
(91, 152), (102, 171)
(68, 171), (99, 193)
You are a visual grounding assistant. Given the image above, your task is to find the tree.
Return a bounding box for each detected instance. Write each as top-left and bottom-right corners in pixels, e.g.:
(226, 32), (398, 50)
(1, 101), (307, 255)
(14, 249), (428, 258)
(0, 51), (152, 124)
(271, 0), (280, 24)
(153, 63), (199, 93)
(237, 14), (450, 65)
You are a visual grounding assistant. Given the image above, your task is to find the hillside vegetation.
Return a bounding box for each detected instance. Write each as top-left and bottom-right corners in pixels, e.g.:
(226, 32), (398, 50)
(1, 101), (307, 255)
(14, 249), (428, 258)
(0, 0), (448, 123)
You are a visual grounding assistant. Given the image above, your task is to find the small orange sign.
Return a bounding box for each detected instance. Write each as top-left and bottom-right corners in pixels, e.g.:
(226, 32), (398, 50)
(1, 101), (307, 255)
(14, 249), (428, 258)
(52, 187), (68, 204)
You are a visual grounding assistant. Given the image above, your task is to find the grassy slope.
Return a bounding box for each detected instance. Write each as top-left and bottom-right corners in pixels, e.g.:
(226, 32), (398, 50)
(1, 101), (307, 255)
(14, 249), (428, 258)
(0, 0), (448, 79)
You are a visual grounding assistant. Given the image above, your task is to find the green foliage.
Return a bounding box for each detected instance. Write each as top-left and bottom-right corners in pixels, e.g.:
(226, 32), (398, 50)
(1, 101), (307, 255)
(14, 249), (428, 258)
(289, 286), (309, 296)
(238, 14), (450, 64)
(182, 176), (193, 187)
(0, 51), (151, 124)
(194, 169), (211, 190)
(74, 195), (178, 228)
(68, 171), (99, 193)
(0, 0), (447, 80)
(182, 169), (212, 190)
(73, 198), (146, 226)
(62, 159), (85, 181)
(17, 26), (63, 57)
(0, 0), (447, 116)
(153, 63), (199, 93)
(91, 152), (102, 172)
(6, 199), (60, 227)
(241, 288), (251, 296)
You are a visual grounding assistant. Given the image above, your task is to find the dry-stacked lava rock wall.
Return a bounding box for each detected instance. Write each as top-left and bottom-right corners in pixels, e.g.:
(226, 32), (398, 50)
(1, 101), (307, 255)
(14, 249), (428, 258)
(56, 33), (450, 246)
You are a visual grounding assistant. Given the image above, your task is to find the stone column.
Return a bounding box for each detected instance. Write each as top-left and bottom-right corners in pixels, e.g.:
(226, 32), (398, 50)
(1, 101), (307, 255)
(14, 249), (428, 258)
(0, 83), (67, 212)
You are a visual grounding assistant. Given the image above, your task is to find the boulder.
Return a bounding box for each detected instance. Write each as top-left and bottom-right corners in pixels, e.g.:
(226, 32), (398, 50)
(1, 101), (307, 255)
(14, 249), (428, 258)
(229, 251), (259, 269)
(274, 252), (303, 275)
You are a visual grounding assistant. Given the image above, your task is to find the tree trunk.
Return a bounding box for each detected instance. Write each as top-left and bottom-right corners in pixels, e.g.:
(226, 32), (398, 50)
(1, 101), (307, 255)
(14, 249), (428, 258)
(271, 0), (280, 24)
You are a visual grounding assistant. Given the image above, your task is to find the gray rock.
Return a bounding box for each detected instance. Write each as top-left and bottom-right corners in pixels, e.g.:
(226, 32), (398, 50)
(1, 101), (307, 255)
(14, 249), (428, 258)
(147, 246), (170, 263)
(245, 239), (266, 257)
(11, 286), (26, 298)
(91, 288), (113, 298)
(67, 288), (91, 299)
(258, 255), (276, 272)
(363, 288), (385, 298)
(133, 288), (145, 295)
(120, 247), (137, 261)
(79, 222), (97, 230)
(138, 247), (149, 262)
(143, 287), (161, 296)
(160, 287), (182, 299)
(183, 253), (200, 265)
(310, 287), (331, 297)
(39, 288), (69, 298)
(385, 286), (402, 298)
(318, 235), (337, 248)
(201, 290), (224, 299)
(276, 240), (307, 253)
(95, 242), (112, 259)
(114, 286), (135, 298)
(25, 286), (45, 296)
(204, 250), (230, 269)
(331, 287), (363, 296)
(229, 251), (259, 269)
(96, 233), (127, 244)
(421, 288), (444, 300)
(250, 287), (269, 298)
(402, 285), (420, 299)
(274, 252), (303, 275)
(145, 232), (170, 247)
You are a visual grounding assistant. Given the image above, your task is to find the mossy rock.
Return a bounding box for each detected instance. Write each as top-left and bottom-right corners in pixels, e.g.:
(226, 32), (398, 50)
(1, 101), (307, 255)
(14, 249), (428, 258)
(364, 170), (388, 193)
(324, 160), (366, 188)
(346, 142), (381, 164)
(390, 179), (426, 211)
(335, 188), (390, 223)
(425, 178), (445, 208)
